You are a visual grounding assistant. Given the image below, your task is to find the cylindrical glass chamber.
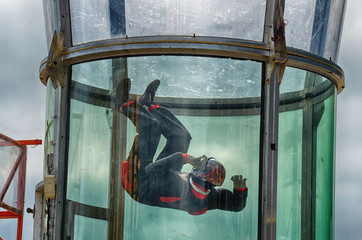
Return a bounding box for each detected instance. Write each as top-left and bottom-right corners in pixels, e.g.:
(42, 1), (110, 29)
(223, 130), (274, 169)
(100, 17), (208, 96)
(39, 0), (346, 239)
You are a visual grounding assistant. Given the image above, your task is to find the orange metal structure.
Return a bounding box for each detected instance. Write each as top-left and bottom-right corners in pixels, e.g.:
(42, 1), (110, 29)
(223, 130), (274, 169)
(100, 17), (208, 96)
(0, 133), (41, 240)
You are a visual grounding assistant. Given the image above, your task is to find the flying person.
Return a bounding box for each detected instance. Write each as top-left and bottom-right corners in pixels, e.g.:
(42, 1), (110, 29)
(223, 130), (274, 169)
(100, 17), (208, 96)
(118, 78), (248, 215)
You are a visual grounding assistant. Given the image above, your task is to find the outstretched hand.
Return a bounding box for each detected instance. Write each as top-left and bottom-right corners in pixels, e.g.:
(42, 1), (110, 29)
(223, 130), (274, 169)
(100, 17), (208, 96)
(231, 175), (247, 189)
(188, 155), (208, 169)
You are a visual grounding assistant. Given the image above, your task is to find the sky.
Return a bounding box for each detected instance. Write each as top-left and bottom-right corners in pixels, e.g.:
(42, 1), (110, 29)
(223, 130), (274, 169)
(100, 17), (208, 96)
(0, 0), (361, 239)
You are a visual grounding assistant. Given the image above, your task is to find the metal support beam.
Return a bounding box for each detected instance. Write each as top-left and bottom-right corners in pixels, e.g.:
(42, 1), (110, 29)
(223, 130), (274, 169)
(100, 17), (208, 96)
(54, 69), (71, 240)
(53, 0), (72, 239)
(259, 1), (285, 239)
(259, 67), (281, 240)
(108, 58), (128, 240)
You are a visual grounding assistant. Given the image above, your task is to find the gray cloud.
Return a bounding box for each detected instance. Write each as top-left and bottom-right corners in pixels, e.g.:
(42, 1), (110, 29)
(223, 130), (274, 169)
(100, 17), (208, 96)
(335, 1), (362, 239)
(0, 1), (47, 239)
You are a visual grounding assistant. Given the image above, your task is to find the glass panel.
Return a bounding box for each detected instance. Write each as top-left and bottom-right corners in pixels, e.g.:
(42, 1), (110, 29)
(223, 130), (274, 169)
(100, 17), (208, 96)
(124, 114), (259, 240)
(70, 0), (112, 45)
(285, 0), (346, 59)
(74, 215), (108, 239)
(128, 56), (262, 98)
(72, 56), (262, 98)
(42, 0), (60, 50)
(72, 59), (113, 90)
(70, 0), (266, 45)
(0, 218), (18, 240)
(280, 67), (307, 94)
(324, 0), (346, 61)
(3, 169), (19, 208)
(315, 93), (335, 239)
(123, 57), (260, 239)
(0, 148), (17, 180)
(67, 55), (261, 239)
(44, 79), (56, 174)
(277, 109), (303, 239)
(125, 0), (266, 39)
(284, 0), (316, 52)
(0, 144), (20, 180)
(0, 141), (20, 209)
(66, 99), (111, 207)
(277, 67), (336, 240)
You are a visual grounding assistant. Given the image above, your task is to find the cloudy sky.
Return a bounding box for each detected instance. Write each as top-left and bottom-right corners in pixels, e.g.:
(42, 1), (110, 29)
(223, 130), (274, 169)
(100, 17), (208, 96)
(0, 0), (47, 239)
(0, 0), (361, 239)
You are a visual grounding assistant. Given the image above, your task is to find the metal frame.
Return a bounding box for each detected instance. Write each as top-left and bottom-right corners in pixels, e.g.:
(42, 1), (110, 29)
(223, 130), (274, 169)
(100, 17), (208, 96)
(69, 78), (334, 117)
(45, 39), (340, 240)
(39, 36), (345, 94)
(54, 1), (72, 239)
(0, 135), (42, 240)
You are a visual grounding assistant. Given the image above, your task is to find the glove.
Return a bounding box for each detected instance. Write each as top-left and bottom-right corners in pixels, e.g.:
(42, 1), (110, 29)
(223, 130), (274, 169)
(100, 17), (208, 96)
(231, 175), (247, 189)
(188, 154), (207, 169)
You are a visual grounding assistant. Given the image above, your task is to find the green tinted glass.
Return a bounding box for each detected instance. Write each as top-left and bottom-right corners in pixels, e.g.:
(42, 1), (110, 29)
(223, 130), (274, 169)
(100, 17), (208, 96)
(277, 109), (303, 239)
(66, 56), (261, 239)
(315, 94), (335, 239)
(277, 67), (336, 240)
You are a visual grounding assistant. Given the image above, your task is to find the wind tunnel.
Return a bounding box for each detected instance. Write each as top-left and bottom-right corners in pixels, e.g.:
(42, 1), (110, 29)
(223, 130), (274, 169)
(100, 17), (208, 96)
(37, 0), (346, 239)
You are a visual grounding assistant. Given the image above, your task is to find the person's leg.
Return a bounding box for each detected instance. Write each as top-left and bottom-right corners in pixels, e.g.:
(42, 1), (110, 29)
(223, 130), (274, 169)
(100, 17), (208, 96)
(122, 102), (162, 203)
(118, 79), (164, 204)
(148, 106), (192, 162)
(122, 102), (162, 171)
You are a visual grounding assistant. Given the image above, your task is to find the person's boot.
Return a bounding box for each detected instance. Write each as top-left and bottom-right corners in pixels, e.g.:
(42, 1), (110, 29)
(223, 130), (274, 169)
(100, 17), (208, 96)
(116, 78), (140, 132)
(139, 79), (160, 106)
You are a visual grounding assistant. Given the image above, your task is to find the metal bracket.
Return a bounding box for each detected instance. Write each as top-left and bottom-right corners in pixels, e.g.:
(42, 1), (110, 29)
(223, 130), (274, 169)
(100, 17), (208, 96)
(39, 31), (67, 88)
(266, 2), (288, 85)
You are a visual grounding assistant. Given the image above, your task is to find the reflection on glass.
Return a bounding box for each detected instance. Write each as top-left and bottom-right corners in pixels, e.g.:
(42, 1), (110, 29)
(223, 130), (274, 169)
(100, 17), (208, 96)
(285, 0), (345, 60)
(70, 0), (266, 45)
(72, 56), (262, 98)
(128, 56), (261, 98)
(284, 0), (316, 52)
(67, 99), (111, 207)
(280, 67), (307, 93)
(72, 59), (113, 90)
(126, 0), (265, 39)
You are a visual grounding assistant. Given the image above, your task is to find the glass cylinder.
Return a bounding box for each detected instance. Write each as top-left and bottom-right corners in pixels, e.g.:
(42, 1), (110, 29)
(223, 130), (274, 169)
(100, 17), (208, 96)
(39, 0), (346, 239)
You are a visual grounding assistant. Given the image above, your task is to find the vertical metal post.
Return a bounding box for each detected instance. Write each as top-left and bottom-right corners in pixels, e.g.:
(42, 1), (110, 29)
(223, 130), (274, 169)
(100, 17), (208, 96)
(54, 70), (71, 240)
(259, 67), (280, 240)
(301, 105), (314, 240)
(266, 69), (280, 238)
(108, 1), (126, 238)
(55, 0), (72, 239)
(108, 58), (128, 240)
(259, 0), (285, 239)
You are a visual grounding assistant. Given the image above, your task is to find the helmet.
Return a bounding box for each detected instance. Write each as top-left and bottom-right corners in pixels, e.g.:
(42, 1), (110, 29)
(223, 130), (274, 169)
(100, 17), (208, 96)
(192, 158), (226, 186)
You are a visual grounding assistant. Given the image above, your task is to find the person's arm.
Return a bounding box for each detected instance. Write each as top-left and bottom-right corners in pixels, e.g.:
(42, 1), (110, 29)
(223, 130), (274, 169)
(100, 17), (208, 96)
(145, 153), (207, 176)
(145, 152), (187, 177)
(208, 175), (248, 212)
